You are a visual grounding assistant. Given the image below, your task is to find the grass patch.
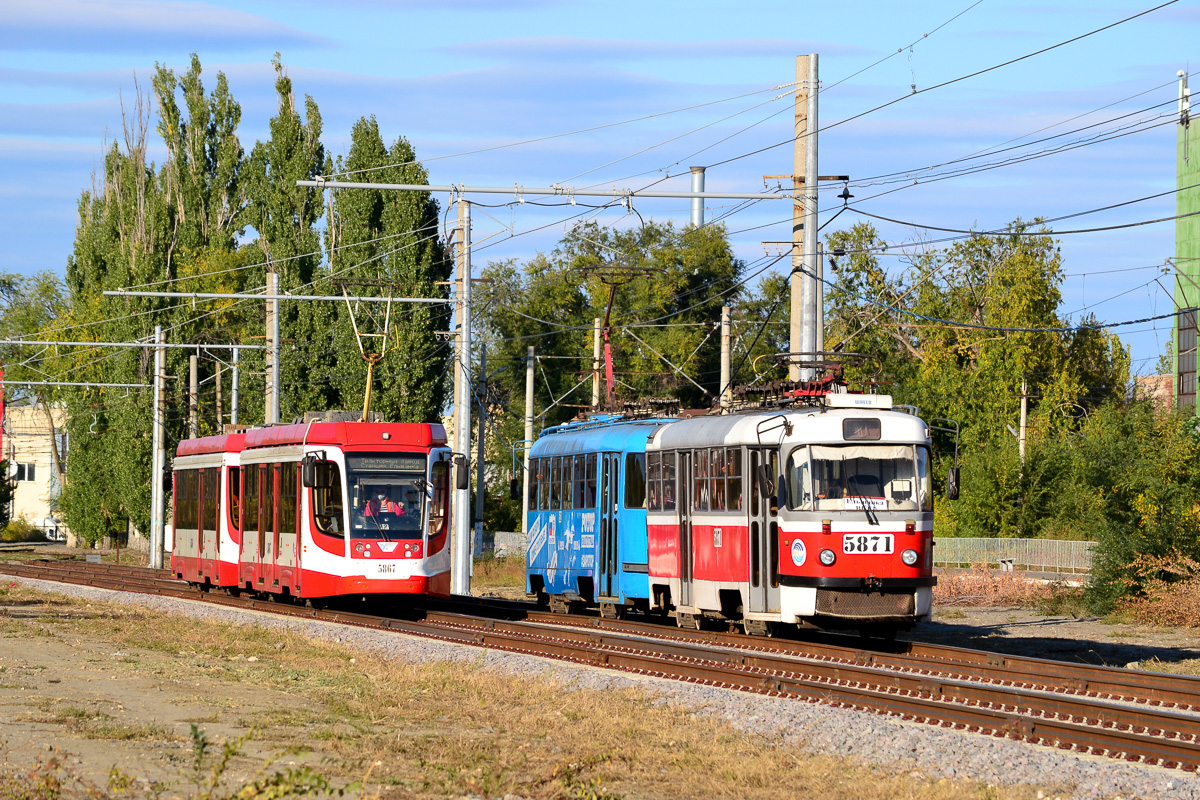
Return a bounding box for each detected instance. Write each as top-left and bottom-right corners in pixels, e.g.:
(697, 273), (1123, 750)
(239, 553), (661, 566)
(472, 552), (526, 589)
(0, 583), (1064, 800)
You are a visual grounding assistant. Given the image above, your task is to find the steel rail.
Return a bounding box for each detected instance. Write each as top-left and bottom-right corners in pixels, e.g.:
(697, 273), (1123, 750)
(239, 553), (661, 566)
(21, 560), (1200, 710)
(4, 560), (1199, 770)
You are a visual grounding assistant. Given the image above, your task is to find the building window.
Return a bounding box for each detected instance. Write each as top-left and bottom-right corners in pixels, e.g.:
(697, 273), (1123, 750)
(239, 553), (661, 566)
(11, 463), (36, 483)
(1179, 308), (1197, 408)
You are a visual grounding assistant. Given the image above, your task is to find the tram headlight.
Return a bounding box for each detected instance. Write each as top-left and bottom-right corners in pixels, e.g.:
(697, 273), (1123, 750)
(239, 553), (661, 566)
(819, 549), (836, 566)
(901, 549), (919, 566)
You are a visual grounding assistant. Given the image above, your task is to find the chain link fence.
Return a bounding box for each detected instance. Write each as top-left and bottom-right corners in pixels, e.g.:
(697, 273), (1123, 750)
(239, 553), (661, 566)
(933, 537), (1095, 574)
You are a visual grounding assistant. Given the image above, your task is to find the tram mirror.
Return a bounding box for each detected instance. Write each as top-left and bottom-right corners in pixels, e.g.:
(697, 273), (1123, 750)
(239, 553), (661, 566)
(946, 467), (960, 501)
(302, 458), (335, 489)
(456, 458), (471, 491)
(162, 466), (173, 493)
(509, 478), (520, 501)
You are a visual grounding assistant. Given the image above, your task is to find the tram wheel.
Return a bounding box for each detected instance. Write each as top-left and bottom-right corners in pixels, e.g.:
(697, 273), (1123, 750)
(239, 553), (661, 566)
(599, 602), (625, 621)
(743, 619), (775, 637)
(676, 612), (701, 630)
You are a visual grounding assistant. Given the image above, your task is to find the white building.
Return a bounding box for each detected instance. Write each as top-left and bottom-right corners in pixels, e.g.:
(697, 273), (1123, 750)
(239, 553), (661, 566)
(3, 400), (68, 541)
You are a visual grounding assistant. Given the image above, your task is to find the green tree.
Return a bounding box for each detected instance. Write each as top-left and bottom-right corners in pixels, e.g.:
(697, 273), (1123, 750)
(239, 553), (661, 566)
(243, 55), (326, 417)
(319, 116), (451, 422)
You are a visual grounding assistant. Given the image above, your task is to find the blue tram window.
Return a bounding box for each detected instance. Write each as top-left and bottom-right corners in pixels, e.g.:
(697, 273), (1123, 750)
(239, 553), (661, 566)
(584, 454), (598, 509)
(624, 453), (646, 509)
(573, 454), (586, 509)
(550, 457), (562, 510)
(647, 453), (661, 511)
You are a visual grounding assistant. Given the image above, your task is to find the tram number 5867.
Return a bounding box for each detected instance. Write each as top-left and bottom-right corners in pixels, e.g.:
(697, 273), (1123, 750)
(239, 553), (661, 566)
(842, 534), (894, 554)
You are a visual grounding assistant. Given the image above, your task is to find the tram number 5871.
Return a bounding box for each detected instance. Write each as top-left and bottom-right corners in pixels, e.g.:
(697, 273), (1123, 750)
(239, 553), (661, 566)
(842, 534), (895, 554)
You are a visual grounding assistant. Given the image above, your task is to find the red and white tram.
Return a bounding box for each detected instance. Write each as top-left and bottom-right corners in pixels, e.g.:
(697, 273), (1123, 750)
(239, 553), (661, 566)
(171, 421), (452, 600)
(645, 393), (936, 634)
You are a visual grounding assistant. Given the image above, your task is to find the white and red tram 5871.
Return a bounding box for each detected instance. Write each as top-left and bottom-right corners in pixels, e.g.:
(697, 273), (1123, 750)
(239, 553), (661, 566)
(170, 421), (453, 600)
(645, 393), (936, 633)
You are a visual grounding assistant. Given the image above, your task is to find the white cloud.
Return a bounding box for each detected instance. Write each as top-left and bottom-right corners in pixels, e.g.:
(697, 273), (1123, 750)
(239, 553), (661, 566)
(1, 0), (327, 53)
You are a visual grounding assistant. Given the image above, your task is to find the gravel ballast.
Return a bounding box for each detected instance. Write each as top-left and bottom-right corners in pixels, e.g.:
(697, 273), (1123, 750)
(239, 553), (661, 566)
(13, 576), (1200, 800)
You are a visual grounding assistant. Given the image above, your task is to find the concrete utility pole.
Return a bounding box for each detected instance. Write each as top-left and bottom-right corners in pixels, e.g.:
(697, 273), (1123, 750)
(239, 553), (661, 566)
(230, 347), (240, 427)
(720, 306), (732, 413)
(523, 346), (535, 535)
(265, 271), (280, 424)
(798, 54), (820, 379)
(188, 355), (198, 439)
(591, 318), (602, 409)
(452, 200), (474, 596)
(789, 56), (811, 380)
(690, 166), (706, 227)
(149, 326), (165, 569)
(474, 344), (486, 555)
(816, 242), (825, 354)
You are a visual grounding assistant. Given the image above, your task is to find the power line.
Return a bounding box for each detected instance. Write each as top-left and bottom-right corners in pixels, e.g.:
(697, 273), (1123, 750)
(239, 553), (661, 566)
(704, 0), (1180, 170)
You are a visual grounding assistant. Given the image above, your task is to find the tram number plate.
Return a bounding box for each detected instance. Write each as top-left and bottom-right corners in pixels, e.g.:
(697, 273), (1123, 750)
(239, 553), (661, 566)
(375, 563), (398, 575)
(842, 534), (894, 554)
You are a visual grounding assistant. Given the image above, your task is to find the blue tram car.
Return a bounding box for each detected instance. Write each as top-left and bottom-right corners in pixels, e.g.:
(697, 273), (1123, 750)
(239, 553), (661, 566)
(525, 416), (670, 618)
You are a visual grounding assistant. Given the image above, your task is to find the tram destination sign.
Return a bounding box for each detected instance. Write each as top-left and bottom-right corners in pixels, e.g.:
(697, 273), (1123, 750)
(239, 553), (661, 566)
(346, 455), (426, 472)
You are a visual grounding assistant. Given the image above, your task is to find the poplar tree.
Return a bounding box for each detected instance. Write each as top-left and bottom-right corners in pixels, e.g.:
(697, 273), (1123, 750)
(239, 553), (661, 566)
(243, 55), (326, 417)
(320, 116), (451, 422)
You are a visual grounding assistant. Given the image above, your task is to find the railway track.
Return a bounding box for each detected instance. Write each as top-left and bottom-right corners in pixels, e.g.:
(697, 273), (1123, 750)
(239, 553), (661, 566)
(4, 558), (1200, 771)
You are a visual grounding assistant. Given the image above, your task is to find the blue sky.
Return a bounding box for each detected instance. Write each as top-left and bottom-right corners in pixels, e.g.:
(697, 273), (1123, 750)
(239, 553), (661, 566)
(0, 0), (1195, 374)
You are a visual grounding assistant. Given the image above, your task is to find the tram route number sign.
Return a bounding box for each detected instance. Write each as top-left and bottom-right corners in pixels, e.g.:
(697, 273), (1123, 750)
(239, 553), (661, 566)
(842, 534), (894, 554)
(346, 455), (425, 472)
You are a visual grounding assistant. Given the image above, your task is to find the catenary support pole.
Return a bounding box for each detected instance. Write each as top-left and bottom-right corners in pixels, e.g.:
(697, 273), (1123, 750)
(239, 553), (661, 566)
(523, 346), (535, 535)
(720, 306), (732, 413)
(188, 355), (198, 439)
(789, 55), (810, 381)
(799, 53), (820, 380)
(474, 344), (486, 555)
(452, 200), (473, 596)
(149, 326), (165, 570)
(230, 347), (239, 427)
(816, 242), (825, 354)
(591, 318), (601, 409)
(690, 166), (706, 227)
(215, 362), (223, 432)
(266, 272), (281, 424)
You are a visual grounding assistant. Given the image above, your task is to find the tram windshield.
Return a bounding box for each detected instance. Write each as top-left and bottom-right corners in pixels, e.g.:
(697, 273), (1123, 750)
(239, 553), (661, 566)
(346, 454), (427, 540)
(787, 444), (932, 513)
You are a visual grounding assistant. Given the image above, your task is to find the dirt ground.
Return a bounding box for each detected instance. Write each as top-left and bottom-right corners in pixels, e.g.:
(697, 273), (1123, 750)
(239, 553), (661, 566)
(0, 580), (1061, 800)
(913, 606), (1200, 672)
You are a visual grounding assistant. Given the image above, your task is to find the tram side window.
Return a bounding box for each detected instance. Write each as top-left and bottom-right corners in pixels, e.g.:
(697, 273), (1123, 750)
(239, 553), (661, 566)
(662, 452), (676, 510)
(227, 467), (241, 532)
(550, 457), (562, 510)
(244, 463), (259, 534)
(710, 448), (726, 511)
(280, 463), (297, 535)
(584, 454), (598, 508)
(201, 467), (219, 533)
(312, 462), (343, 536)
(573, 455), (586, 509)
(624, 452), (646, 509)
(537, 459), (550, 511)
(693, 449), (710, 511)
(727, 449), (743, 511)
(647, 453), (661, 510)
(562, 456), (574, 511)
(176, 470), (199, 529)
(430, 461), (450, 536)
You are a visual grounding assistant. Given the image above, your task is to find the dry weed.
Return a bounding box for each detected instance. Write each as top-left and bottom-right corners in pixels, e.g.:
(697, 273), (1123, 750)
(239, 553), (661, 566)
(933, 565), (1053, 608)
(1117, 553), (1200, 627)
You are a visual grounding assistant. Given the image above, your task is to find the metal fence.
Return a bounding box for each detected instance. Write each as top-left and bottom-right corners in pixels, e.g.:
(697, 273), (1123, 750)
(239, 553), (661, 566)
(933, 537), (1095, 574)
